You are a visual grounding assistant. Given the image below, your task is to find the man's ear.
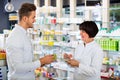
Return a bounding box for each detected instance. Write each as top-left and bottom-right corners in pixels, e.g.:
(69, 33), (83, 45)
(22, 16), (28, 22)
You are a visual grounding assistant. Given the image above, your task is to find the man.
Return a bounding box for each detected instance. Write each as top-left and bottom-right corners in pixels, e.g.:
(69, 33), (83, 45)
(6, 3), (55, 80)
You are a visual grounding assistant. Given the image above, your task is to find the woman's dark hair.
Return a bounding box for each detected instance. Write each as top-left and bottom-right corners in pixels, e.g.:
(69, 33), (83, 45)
(79, 21), (98, 38)
(18, 3), (36, 21)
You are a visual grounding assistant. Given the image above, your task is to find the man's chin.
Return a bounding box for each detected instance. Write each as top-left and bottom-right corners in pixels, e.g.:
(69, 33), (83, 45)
(29, 26), (33, 28)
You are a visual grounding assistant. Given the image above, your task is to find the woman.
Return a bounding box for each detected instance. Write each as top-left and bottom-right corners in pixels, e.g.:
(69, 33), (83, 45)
(64, 21), (103, 80)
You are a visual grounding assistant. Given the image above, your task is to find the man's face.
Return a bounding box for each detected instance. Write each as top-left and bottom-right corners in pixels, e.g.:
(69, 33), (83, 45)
(26, 11), (36, 28)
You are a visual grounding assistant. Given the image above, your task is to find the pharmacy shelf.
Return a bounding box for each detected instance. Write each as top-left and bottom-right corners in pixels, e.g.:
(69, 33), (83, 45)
(0, 66), (7, 80)
(32, 40), (78, 48)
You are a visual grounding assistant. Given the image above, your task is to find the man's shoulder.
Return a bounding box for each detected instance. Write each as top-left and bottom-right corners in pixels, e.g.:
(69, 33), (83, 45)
(6, 29), (24, 45)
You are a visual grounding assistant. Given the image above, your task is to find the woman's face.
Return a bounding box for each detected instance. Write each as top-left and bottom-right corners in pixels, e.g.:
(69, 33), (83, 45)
(80, 30), (89, 42)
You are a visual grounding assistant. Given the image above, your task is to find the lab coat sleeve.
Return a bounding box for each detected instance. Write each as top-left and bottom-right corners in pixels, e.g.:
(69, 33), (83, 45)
(76, 48), (103, 77)
(6, 44), (41, 73)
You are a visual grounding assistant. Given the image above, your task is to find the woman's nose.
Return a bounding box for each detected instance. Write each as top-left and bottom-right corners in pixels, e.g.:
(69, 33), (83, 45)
(80, 32), (82, 35)
(34, 19), (36, 22)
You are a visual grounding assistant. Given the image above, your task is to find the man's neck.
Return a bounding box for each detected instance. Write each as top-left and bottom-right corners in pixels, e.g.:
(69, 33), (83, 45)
(18, 21), (28, 30)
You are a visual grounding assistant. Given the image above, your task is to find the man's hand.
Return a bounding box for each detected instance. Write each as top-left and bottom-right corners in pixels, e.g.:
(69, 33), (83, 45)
(40, 55), (55, 66)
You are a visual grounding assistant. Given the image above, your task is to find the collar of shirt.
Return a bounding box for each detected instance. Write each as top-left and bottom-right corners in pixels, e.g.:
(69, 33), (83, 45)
(15, 24), (27, 35)
(83, 40), (95, 47)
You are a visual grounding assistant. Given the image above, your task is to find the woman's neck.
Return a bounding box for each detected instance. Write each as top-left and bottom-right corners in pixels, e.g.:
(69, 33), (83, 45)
(84, 38), (94, 45)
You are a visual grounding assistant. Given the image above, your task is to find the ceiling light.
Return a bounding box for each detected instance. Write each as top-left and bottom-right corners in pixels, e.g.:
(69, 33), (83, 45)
(5, 0), (14, 12)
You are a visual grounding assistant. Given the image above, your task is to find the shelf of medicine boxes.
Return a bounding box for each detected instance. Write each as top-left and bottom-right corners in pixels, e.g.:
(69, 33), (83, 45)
(9, 13), (18, 21)
(26, 30), (77, 71)
(0, 49), (6, 67)
(32, 29), (79, 61)
(8, 12), (18, 30)
(32, 18), (81, 73)
(96, 27), (120, 51)
(32, 17), (81, 48)
(96, 28), (120, 57)
(96, 27), (120, 79)
(96, 26), (120, 37)
(31, 30), (79, 47)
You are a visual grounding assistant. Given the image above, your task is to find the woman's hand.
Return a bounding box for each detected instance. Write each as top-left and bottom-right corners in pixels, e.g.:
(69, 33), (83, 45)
(66, 59), (79, 67)
(63, 53), (72, 60)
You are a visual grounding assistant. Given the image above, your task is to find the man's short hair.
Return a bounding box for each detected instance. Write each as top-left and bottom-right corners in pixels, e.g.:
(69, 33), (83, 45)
(18, 3), (36, 21)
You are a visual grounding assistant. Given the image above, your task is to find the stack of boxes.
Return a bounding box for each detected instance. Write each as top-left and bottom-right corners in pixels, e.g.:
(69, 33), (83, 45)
(0, 49), (7, 80)
(96, 38), (120, 51)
